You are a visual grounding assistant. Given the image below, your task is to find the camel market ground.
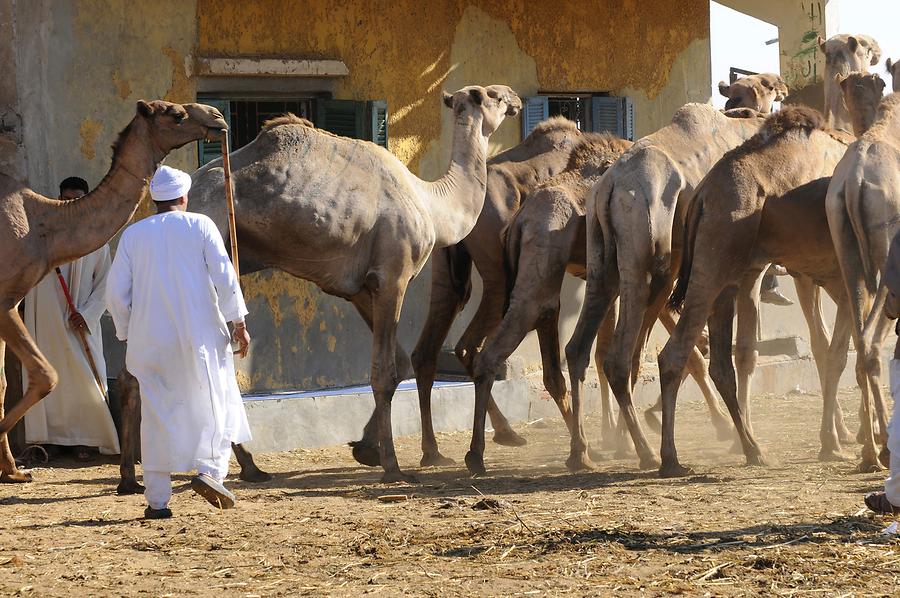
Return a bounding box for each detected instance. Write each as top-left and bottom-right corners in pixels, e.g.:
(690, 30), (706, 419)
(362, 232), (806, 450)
(1, 388), (898, 596)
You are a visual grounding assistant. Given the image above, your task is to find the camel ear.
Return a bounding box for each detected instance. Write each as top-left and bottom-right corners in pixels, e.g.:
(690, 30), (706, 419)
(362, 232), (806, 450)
(835, 73), (847, 86)
(818, 35), (826, 52)
(468, 88), (484, 105)
(877, 75), (886, 92)
(887, 58), (894, 73)
(442, 92), (454, 109)
(137, 100), (154, 118)
(718, 81), (731, 98)
(848, 36), (859, 53)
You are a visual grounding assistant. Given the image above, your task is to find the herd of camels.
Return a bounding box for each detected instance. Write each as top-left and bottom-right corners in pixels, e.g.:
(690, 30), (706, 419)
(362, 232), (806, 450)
(0, 33), (898, 490)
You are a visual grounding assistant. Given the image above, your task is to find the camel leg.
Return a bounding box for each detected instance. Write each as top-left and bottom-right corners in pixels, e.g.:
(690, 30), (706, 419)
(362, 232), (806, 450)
(707, 289), (766, 467)
(348, 293), (412, 469)
(595, 304), (618, 450)
(367, 279), (416, 484)
(0, 308), (58, 441)
(116, 368), (144, 495)
(232, 443), (271, 482)
(816, 284), (854, 462)
(733, 269), (764, 445)
(0, 340), (31, 483)
(657, 311), (731, 440)
(861, 306), (892, 467)
(411, 246), (471, 466)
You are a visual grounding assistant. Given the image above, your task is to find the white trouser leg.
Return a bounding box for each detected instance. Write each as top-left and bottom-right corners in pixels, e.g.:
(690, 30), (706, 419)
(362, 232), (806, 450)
(143, 471), (172, 510)
(886, 360), (900, 506)
(886, 451), (900, 507)
(197, 437), (232, 482)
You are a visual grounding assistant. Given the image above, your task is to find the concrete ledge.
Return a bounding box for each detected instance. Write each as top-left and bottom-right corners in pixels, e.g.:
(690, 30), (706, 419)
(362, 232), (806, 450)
(241, 353), (889, 454)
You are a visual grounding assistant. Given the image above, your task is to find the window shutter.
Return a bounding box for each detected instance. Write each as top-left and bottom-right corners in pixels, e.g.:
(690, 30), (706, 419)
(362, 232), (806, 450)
(521, 96), (549, 139)
(367, 100), (388, 148)
(198, 98), (232, 165)
(316, 99), (365, 139)
(591, 96), (635, 141)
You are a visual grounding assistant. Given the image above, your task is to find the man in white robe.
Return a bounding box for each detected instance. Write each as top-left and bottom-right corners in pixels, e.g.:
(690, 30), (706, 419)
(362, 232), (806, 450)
(23, 176), (120, 459)
(106, 166), (252, 519)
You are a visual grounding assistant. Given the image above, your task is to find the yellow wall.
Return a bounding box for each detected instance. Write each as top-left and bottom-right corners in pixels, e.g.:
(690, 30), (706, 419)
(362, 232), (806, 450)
(196, 0), (712, 391)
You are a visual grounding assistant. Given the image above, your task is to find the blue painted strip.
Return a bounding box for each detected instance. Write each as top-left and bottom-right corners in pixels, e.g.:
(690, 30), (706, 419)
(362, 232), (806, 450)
(242, 379), (471, 402)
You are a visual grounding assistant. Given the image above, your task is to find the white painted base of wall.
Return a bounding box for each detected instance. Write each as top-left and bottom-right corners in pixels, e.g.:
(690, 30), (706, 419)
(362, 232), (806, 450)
(242, 353), (887, 455)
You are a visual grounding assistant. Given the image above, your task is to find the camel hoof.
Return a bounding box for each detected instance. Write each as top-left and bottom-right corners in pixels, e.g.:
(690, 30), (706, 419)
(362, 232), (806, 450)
(239, 466), (273, 483)
(643, 409), (662, 434)
(492, 429), (527, 447)
(116, 480), (145, 495)
(745, 452), (768, 467)
(0, 469), (33, 484)
(380, 470), (419, 484)
(837, 428), (855, 446)
(638, 454), (662, 471)
(818, 447), (852, 463)
(464, 451), (487, 476)
(565, 452), (598, 472)
(659, 462), (694, 478)
(420, 452), (455, 467)
(587, 446), (605, 462)
(879, 447), (891, 469)
(857, 457), (885, 474)
(349, 441), (381, 467)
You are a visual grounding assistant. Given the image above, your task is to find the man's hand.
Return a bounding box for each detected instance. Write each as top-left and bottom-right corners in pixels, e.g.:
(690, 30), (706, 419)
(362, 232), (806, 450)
(68, 311), (88, 333)
(232, 322), (250, 358)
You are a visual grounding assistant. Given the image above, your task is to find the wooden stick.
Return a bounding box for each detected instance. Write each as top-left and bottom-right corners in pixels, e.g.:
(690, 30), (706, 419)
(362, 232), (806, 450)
(54, 267), (108, 400)
(221, 132), (240, 280)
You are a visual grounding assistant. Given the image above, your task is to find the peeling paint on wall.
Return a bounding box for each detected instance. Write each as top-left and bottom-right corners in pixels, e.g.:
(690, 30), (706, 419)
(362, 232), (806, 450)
(78, 119), (103, 160)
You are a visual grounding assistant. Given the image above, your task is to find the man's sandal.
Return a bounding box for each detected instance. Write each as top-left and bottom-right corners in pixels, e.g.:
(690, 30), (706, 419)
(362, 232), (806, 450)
(190, 473), (235, 509)
(864, 491), (900, 515)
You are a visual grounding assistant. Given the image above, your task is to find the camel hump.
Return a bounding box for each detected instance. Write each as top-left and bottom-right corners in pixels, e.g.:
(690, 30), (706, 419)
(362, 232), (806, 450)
(261, 113), (315, 132)
(526, 115), (579, 141)
(761, 105), (825, 137)
(564, 132), (632, 171)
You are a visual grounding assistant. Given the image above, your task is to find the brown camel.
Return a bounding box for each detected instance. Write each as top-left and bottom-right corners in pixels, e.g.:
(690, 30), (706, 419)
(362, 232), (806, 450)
(411, 117), (584, 466)
(189, 86), (522, 483)
(836, 72), (887, 137)
(719, 73), (788, 112)
(887, 58), (900, 92)
(659, 106), (853, 477)
(819, 33), (882, 131)
(563, 104), (765, 471)
(0, 100), (227, 483)
(114, 367), (271, 495)
(825, 92), (900, 471)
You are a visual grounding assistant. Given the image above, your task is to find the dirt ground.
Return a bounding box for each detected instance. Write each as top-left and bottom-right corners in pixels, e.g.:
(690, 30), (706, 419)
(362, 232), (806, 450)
(0, 389), (898, 597)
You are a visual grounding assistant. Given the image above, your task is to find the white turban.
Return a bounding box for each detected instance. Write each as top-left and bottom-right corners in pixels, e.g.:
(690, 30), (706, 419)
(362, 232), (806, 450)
(149, 165), (192, 202)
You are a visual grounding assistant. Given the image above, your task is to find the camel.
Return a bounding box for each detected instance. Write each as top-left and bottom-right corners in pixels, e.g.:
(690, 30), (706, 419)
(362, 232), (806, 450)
(188, 85), (522, 483)
(659, 106), (854, 477)
(887, 58), (900, 92)
(114, 367), (271, 495)
(819, 34), (881, 131)
(0, 100), (227, 483)
(563, 104), (765, 471)
(825, 92), (900, 471)
(719, 73), (788, 112)
(410, 117), (584, 466)
(837, 72), (887, 137)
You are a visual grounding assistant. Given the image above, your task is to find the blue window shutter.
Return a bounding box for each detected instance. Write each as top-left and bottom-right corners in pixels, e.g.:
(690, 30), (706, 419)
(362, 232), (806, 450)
(367, 100), (388, 148)
(591, 96), (635, 141)
(316, 99), (365, 139)
(521, 96), (549, 139)
(197, 98), (231, 165)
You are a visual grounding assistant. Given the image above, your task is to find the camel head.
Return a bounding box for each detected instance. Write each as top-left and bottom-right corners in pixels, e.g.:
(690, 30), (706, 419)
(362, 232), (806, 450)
(134, 100), (228, 152)
(718, 73), (788, 113)
(887, 58), (900, 93)
(837, 71), (885, 108)
(818, 34), (882, 76)
(442, 85), (522, 136)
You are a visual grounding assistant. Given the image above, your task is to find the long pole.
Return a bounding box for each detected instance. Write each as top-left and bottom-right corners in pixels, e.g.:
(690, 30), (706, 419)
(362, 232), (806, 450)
(221, 133), (240, 280)
(54, 267), (108, 400)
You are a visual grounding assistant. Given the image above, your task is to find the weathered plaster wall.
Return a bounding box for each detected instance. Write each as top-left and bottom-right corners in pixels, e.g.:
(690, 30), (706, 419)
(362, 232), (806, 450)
(198, 0), (711, 391)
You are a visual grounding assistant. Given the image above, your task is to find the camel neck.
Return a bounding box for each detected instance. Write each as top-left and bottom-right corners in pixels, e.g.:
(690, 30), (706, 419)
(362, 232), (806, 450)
(46, 117), (164, 265)
(422, 113), (489, 248)
(849, 103), (878, 137)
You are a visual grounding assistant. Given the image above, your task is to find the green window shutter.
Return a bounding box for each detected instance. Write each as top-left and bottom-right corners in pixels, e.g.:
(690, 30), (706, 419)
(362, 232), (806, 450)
(521, 96), (549, 139)
(197, 98), (232, 165)
(367, 100), (388, 148)
(316, 99), (365, 139)
(591, 96), (635, 141)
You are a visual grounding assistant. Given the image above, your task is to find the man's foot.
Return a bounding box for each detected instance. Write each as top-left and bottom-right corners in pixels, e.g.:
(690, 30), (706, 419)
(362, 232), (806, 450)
(760, 288), (793, 306)
(864, 491), (900, 515)
(190, 474), (236, 509)
(74, 446), (96, 463)
(143, 506), (173, 519)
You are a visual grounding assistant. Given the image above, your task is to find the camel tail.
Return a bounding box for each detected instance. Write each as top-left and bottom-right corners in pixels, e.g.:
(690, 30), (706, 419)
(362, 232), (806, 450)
(444, 244), (473, 306)
(593, 175), (616, 271)
(845, 175), (878, 294)
(500, 218), (523, 303)
(668, 195), (703, 313)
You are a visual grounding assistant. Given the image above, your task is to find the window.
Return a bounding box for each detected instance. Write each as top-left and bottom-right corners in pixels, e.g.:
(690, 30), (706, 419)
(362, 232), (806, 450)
(198, 95), (389, 165)
(521, 93), (634, 141)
